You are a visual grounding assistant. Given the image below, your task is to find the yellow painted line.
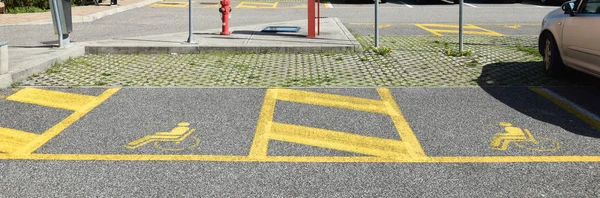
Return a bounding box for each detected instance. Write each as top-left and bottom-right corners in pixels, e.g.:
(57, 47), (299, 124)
(236, 2), (279, 8)
(269, 122), (408, 157)
(276, 88), (389, 115)
(414, 24), (443, 36)
(0, 127), (40, 153)
(10, 88), (121, 156)
(377, 88), (426, 157)
(530, 87), (600, 131)
(2, 153), (600, 163)
(7, 88), (97, 111)
(414, 24), (504, 36)
(248, 89), (278, 157)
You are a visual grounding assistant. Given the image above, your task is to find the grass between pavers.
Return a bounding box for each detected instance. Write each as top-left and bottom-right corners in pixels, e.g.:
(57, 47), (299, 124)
(18, 36), (597, 87)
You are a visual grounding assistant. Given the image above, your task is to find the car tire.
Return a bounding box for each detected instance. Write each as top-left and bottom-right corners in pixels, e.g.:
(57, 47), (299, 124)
(453, 0), (459, 4)
(543, 35), (567, 77)
(540, 0), (549, 4)
(416, 0), (424, 4)
(381, 0), (388, 3)
(514, 0), (523, 3)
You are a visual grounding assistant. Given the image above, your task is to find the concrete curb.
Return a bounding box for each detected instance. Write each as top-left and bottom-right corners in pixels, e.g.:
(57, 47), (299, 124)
(0, 46), (84, 88)
(332, 17), (363, 52)
(0, 0), (162, 27)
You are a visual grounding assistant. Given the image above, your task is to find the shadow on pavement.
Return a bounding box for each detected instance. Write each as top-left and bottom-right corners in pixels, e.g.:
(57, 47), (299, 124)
(477, 61), (600, 138)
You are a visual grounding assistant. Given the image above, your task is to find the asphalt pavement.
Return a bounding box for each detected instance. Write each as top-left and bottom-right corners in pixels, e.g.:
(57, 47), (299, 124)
(1, 87), (599, 196)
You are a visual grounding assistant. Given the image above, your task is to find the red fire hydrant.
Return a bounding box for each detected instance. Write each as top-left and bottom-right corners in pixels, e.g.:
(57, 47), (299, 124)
(219, 0), (231, 35)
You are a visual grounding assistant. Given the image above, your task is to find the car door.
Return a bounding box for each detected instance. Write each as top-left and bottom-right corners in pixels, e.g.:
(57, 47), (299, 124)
(561, 0), (600, 76)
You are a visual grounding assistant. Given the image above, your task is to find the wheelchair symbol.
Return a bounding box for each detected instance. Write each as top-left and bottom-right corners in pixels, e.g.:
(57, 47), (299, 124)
(125, 122), (200, 151)
(489, 122), (560, 152)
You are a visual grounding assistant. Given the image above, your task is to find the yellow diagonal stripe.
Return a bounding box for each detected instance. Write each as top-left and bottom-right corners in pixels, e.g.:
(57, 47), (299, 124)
(276, 89), (389, 114)
(7, 88), (96, 111)
(377, 88), (426, 157)
(0, 127), (40, 153)
(269, 122), (408, 157)
(248, 89), (279, 157)
(10, 88), (121, 156)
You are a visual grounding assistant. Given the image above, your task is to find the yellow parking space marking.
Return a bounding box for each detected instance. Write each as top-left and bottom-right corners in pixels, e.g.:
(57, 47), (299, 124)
(7, 88), (97, 111)
(3, 153), (600, 163)
(3, 88), (120, 156)
(414, 24), (504, 36)
(236, 2), (279, 9)
(269, 122), (408, 157)
(505, 24), (521, 29)
(530, 87), (600, 131)
(489, 122), (560, 152)
(249, 88), (426, 160)
(276, 89), (389, 114)
(0, 127), (40, 154)
(125, 122), (199, 151)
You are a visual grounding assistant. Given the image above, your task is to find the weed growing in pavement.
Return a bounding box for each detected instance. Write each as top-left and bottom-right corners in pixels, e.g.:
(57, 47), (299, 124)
(94, 81), (108, 86)
(446, 49), (472, 57)
(373, 46), (394, 56)
(335, 57), (343, 61)
(433, 40), (450, 49)
(45, 62), (62, 74)
(516, 46), (541, 57)
(466, 59), (479, 68)
(10, 82), (22, 88)
(360, 57), (368, 62)
(282, 76), (335, 87)
(101, 73), (112, 77)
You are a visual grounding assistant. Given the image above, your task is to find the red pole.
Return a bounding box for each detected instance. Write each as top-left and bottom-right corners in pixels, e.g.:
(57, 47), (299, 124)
(308, 0), (315, 38)
(318, 0), (320, 35)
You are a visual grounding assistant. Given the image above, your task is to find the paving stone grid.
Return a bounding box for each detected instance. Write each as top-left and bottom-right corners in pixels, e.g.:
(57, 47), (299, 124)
(16, 36), (599, 87)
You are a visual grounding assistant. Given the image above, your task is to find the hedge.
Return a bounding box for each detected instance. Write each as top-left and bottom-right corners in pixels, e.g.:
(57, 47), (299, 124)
(1, 0), (83, 12)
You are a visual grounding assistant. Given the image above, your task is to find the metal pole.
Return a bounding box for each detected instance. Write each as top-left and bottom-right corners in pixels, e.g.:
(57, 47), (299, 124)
(187, 0), (194, 43)
(50, 0), (64, 48)
(459, 0), (464, 54)
(374, 0), (379, 47)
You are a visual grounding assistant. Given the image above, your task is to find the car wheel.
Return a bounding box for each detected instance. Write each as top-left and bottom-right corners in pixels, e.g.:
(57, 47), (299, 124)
(416, 0), (424, 4)
(540, 0), (548, 4)
(381, 0), (388, 3)
(514, 0), (523, 3)
(453, 0), (459, 4)
(543, 35), (567, 77)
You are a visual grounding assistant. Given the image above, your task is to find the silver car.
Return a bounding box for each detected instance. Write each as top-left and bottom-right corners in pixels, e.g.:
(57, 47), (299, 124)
(538, 0), (600, 78)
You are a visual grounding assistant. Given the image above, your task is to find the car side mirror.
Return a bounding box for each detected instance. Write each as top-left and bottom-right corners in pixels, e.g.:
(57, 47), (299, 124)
(562, 2), (575, 16)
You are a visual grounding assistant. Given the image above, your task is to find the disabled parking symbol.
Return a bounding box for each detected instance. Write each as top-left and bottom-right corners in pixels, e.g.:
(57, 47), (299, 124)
(125, 122), (200, 151)
(489, 122), (560, 152)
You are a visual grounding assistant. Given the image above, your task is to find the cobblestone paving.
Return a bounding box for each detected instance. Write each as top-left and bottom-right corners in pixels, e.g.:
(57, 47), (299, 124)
(17, 36), (599, 87)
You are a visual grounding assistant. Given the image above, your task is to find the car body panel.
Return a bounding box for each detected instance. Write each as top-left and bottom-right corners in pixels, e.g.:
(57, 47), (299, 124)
(540, 0), (600, 78)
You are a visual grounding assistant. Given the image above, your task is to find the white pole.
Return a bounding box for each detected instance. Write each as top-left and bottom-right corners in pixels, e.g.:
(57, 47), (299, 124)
(50, 0), (64, 47)
(375, 0), (379, 48)
(187, 0), (194, 43)
(459, 0), (464, 54)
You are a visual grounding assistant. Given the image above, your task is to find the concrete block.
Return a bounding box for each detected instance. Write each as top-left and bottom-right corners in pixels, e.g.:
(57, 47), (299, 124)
(0, 74), (12, 88)
(0, 42), (8, 75)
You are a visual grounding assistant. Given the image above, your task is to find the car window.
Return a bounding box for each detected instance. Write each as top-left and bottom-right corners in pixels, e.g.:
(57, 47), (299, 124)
(579, 0), (600, 14)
